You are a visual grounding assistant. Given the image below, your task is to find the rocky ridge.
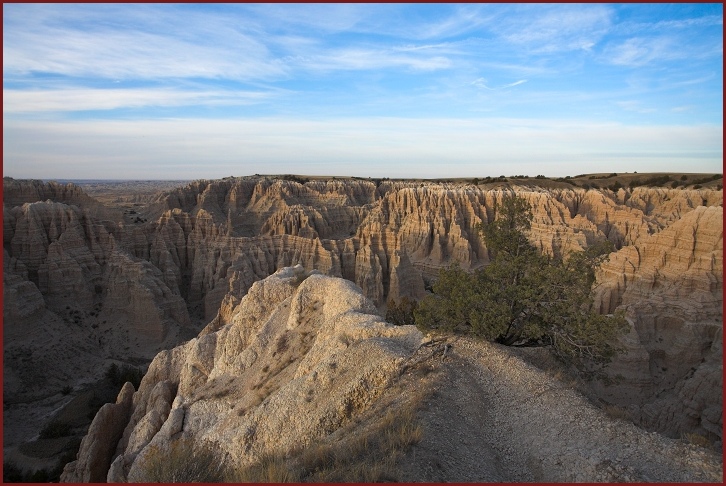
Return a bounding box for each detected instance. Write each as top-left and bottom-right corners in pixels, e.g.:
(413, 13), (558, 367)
(62, 269), (722, 483)
(3, 175), (723, 478)
(593, 204), (723, 439)
(62, 266), (423, 482)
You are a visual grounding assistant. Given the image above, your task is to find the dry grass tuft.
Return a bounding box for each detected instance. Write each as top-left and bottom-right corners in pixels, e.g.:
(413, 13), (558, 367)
(299, 399), (423, 482)
(138, 438), (229, 482)
(603, 404), (631, 422)
(229, 452), (300, 483)
(681, 432), (713, 449)
(226, 396), (424, 483)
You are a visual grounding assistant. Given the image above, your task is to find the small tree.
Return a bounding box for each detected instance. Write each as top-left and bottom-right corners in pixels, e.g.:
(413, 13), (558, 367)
(385, 297), (418, 326)
(415, 194), (628, 373)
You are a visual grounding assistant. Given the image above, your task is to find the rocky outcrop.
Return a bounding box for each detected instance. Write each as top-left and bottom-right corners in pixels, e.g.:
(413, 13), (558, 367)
(3, 177), (99, 208)
(143, 179), (723, 317)
(60, 382), (135, 483)
(4, 176), (722, 466)
(2, 196), (195, 415)
(595, 205), (722, 316)
(93, 267), (422, 482)
(67, 271), (722, 483)
(592, 205), (723, 441)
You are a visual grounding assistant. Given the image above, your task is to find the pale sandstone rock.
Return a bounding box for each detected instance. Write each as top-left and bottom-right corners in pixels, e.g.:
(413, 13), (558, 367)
(4, 177), (723, 466)
(105, 268), (422, 482)
(593, 205), (723, 440)
(3, 177), (99, 208)
(60, 382), (135, 483)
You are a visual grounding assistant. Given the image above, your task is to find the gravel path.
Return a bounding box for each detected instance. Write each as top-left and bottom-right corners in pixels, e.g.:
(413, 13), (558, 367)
(397, 335), (722, 482)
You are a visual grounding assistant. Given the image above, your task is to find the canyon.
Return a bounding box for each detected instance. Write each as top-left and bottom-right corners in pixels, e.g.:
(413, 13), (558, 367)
(2, 174), (722, 481)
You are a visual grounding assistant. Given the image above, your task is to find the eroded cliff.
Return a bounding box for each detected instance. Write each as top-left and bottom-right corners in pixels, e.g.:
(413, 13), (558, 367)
(63, 269), (722, 483)
(62, 267), (423, 482)
(3, 175), (723, 478)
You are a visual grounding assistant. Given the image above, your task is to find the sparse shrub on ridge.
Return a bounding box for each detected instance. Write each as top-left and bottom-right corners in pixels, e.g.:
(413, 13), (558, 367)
(628, 175), (672, 188)
(39, 420), (72, 439)
(415, 194), (628, 376)
(386, 297), (417, 326)
(104, 362), (143, 389)
(603, 404), (631, 422)
(280, 174), (310, 185)
(681, 432), (713, 449)
(608, 180), (623, 191)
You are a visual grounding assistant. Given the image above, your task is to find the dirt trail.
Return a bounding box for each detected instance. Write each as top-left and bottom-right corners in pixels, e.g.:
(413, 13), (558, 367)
(397, 336), (722, 483)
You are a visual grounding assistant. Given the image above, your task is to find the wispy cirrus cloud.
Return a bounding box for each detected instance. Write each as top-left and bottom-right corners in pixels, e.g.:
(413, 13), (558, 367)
(3, 7), (282, 81)
(370, 4), (494, 41)
(472, 78), (527, 90)
(490, 3), (615, 53)
(613, 14), (723, 36)
(601, 11), (722, 67)
(603, 36), (681, 67)
(2, 3), (722, 178)
(3, 88), (278, 114)
(289, 47), (453, 73)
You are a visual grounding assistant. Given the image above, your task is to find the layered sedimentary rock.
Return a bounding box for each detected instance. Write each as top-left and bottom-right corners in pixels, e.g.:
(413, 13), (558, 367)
(143, 181), (718, 351)
(3, 196), (195, 410)
(593, 205), (723, 440)
(75, 267), (422, 482)
(4, 176), (722, 456)
(3, 178), (99, 208)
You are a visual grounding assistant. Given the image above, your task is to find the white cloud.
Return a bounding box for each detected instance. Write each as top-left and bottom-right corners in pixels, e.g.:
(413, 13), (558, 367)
(384, 5), (493, 40)
(4, 117), (721, 180)
(293, 47), (453, 72)
(3, 88), (276, 113)
(492, 4), (614, 53)
(243, 3), (372, 34)
(613, 14), (723, 36)
(2, 4), (283, 81)
(473, 79), (528, 90)
(603, 37), (677, 67)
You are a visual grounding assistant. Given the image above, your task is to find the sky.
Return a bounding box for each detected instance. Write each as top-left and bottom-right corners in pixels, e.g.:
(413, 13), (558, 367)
(3, 3), (723, 180)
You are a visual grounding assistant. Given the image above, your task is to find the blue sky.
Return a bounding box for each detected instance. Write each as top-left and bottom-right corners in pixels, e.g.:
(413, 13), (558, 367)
(3, 3), (723, 180)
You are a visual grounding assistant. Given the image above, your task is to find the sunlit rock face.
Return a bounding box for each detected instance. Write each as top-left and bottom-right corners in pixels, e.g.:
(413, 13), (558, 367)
(593, 204), (723, 440)
(60, 267), (422, 482)
(4, 176), (722, 455)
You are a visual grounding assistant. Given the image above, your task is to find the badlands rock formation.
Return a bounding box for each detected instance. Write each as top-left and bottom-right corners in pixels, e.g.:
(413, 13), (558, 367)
(3, 180), (197, 466)
(593, 204), (723, 439)
(3, 199), (194, 404)
(63, 269), (722, 483)
(136, 177), (723, 445)
(3, 178), (98, 208)
(3, 175), (722, 477)
(62, 267), (423, 482)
